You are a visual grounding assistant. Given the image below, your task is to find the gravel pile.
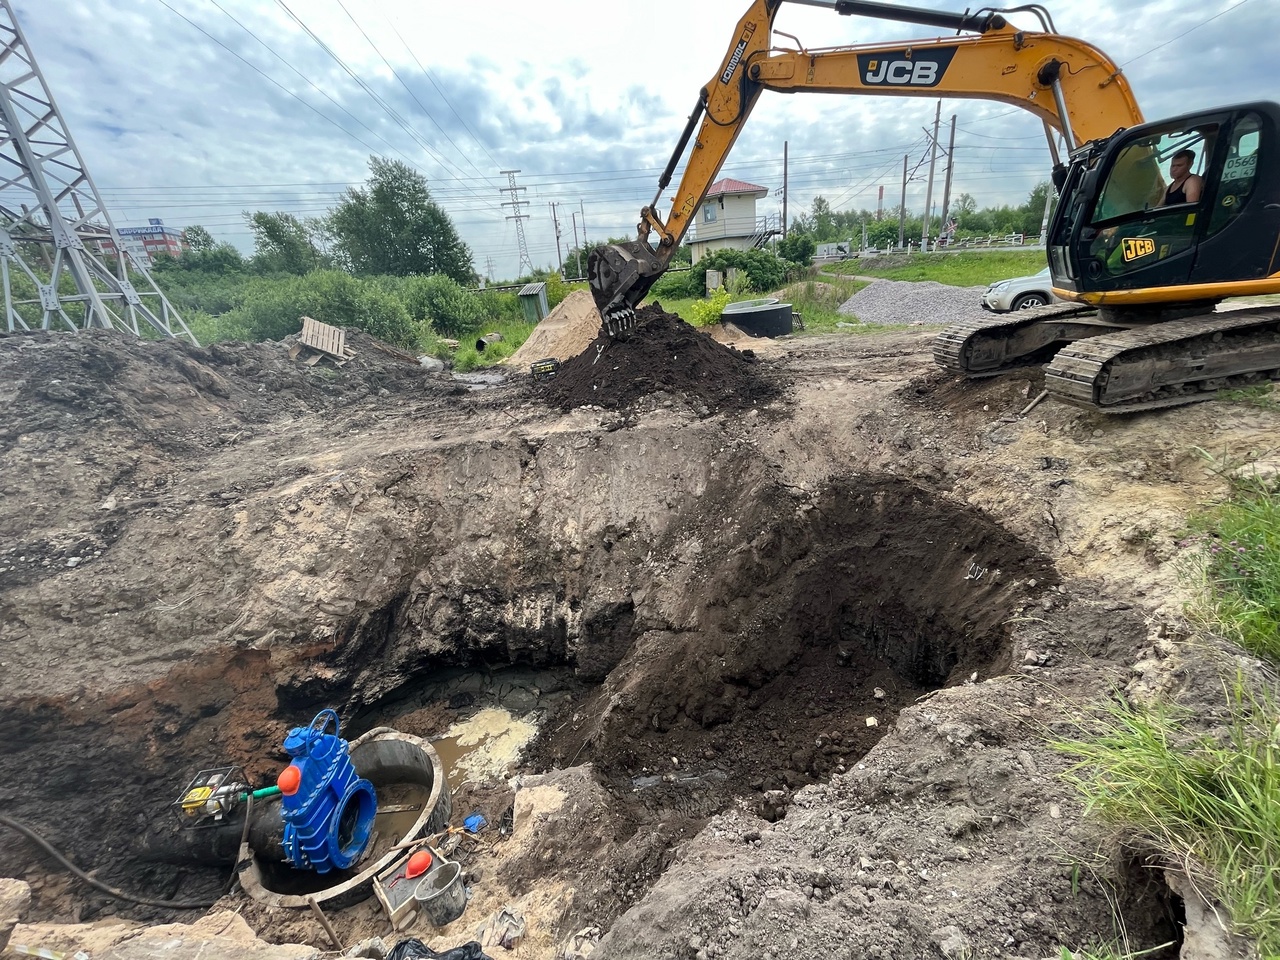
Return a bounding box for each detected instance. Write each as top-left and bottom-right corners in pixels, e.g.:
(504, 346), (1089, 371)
(837, 279), (990, 326)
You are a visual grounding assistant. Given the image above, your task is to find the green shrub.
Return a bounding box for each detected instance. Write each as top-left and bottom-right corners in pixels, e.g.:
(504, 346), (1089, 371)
(235, 270), (418, 348)
(402, 274), (485, 336)
(694, 248), (788, 295)
(689, 286), (731, 327)
(477, 289), (523, 326)
(649, 269), (695, 300)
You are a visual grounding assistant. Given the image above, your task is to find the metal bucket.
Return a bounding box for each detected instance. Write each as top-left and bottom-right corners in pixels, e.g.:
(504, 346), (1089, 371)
(414, 860), (466, 926)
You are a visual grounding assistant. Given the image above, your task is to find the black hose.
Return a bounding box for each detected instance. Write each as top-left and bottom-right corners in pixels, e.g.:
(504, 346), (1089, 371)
(0, 813), (217, 910)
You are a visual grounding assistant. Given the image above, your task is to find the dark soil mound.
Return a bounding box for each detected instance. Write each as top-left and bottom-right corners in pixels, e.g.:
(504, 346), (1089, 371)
(538, 304), (781, 414)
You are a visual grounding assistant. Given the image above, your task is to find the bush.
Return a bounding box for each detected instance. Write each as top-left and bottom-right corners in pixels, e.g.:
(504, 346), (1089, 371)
(232, 270), (419, 348)
(777, 232), (816, 266)
(649, 269), (695, 300)
(694, 248), (788, 295)
(476, 289), (523, 326)
(689, 286), (731, 327)
(402, 274), (485, 336)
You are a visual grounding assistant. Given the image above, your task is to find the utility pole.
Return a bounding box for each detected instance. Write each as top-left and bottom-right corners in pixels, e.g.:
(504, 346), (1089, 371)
(921, 100), (941, 253)
(0, 0), (192, 342)
(571, 211), (582, 279)
(579, 200), (587, 248)
(500, 169), (534, 276)
(782, 140), (789, 239)
(939, 114), (957, 242)
(548, 201), (564, 276)
(898, 154), (908, 250)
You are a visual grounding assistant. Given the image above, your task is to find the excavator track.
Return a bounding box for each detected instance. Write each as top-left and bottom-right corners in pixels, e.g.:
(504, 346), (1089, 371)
(1044, 307), (1280, 412)
(933, 304), (1121, 377)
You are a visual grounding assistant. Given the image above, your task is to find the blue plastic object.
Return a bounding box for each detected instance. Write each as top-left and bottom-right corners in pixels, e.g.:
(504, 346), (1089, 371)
(279, 709), (378, 874)
(463, 813), (487, 833)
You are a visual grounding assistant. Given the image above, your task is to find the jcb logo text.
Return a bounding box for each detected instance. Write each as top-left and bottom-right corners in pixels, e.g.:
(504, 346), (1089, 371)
(857, 49), (955, 88)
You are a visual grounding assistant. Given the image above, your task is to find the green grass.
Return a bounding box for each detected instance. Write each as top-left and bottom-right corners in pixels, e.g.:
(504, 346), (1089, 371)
(649, 276), (893, 336)
(1054, 681), (1280, 955)
(1219, 383), (1280, 412)
(1184, 478), (1280, 661)
(822, 249), (1048, 287)
(448, 318), (537, 372)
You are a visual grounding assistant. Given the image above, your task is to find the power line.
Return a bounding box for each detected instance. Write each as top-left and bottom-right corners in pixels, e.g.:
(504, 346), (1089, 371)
(201, 0), (424, 173)
(333, 0), (496, 186)
(1122, 0), (1251, 66)
(378, 6), (503, 173)
(152, 0), (391, 163)
(273, 0), (498, 211)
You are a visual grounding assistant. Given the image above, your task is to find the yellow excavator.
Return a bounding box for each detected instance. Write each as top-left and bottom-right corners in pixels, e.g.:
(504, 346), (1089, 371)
(587, 0), (1280, 412)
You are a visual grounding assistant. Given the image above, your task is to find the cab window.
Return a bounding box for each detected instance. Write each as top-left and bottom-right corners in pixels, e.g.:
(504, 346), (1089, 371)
(1207, 113), (1261, 237)
(1091, 125), (1217, 225)
(1087, 123), (1218, 275)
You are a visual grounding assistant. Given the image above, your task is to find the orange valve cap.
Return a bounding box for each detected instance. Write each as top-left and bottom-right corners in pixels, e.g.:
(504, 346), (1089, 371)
(405, 850), (434, 878)
(277, 764), (302, 796)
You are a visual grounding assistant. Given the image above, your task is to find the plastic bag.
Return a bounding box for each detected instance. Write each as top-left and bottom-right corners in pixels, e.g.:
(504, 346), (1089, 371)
(385, 939), (492, 960)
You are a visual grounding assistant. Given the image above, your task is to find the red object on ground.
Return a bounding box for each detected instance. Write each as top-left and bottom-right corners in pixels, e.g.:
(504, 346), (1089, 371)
(405, 850), (434, 878)
(277, 764), (302, 796)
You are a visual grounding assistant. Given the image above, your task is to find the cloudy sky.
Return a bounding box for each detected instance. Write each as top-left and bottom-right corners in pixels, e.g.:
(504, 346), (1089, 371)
(14, 0), (1278, 281)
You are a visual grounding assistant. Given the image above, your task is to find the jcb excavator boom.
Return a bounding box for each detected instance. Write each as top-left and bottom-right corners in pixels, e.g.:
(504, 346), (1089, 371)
(587, 0), (1143, 332)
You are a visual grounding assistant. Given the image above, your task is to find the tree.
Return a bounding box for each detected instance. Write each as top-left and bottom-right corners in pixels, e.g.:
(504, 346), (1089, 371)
(777, 231), (816, 266)
(328, 157), (474, 283)
(810, 196), (837, 241)
(182, 224), (215, 252)
(1020, 181), (1056, 239)
(246, 211), (327, 275)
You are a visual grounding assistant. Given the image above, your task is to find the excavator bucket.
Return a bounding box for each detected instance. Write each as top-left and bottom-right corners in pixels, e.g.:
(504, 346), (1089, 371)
(587, 240), (665, 337)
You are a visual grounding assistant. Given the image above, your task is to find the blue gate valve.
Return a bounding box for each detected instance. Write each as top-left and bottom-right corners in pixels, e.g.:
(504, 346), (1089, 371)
(276, 709), (378, 873)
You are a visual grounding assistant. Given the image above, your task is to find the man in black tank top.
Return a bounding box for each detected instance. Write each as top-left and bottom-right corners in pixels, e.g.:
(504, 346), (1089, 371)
(1162, 149), (1204, 205)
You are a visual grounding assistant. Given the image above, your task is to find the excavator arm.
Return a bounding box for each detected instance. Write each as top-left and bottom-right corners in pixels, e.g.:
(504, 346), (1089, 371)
(588, 0), (1144, 332)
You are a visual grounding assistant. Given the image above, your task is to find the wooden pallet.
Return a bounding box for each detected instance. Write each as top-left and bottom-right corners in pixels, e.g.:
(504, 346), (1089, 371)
(290, 316), (355, 366)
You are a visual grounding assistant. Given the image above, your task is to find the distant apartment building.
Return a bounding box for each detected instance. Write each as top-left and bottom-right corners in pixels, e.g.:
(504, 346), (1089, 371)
(100, 218), (186, 264)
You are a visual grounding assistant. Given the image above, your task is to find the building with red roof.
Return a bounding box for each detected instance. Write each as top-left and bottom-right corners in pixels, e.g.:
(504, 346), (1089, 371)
(689, 178), (781, 265)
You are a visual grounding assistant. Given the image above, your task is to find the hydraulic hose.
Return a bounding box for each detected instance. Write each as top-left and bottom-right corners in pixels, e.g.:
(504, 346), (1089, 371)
(0, 813), (217, 910)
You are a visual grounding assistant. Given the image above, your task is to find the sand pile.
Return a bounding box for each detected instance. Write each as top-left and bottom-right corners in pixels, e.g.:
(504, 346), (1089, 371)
(502, 290), (602, 370)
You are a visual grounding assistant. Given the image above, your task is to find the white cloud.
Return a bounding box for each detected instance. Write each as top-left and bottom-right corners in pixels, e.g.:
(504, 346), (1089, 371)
(13, 0), (1279, 280)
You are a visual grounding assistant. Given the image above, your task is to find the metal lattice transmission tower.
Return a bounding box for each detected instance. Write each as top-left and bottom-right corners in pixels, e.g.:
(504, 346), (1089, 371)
(499, 169), (534, 276)
(0, 0), (193, 342)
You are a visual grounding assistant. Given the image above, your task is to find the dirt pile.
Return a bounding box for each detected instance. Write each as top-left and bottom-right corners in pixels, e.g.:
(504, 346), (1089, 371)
(537, 304), (782, 414)
(3, 306), (1279, 958)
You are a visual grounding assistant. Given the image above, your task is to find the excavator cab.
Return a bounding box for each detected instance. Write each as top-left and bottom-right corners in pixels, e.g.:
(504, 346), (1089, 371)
(1050, 102), (1280, 309)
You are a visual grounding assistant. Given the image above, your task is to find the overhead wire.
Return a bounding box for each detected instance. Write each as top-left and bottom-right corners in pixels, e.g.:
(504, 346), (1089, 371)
(272, 0), (502, 214)
(201, 0), (424, 174)
(151, 0), (391, 163)
(333, 0), (497, 187)
(378, 5), (503, 172)
(1121, 0), (1251, 66)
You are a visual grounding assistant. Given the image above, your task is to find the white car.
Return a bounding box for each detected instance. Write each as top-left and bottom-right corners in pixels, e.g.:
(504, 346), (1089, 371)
(980, 267), (1060, 312)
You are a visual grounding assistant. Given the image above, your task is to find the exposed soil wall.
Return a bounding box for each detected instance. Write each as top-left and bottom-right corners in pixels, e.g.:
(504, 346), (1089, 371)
(2, 312), (1276, 958)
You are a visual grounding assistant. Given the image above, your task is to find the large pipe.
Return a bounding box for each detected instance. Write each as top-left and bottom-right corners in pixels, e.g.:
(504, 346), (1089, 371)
(137, 799), (285, 866)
